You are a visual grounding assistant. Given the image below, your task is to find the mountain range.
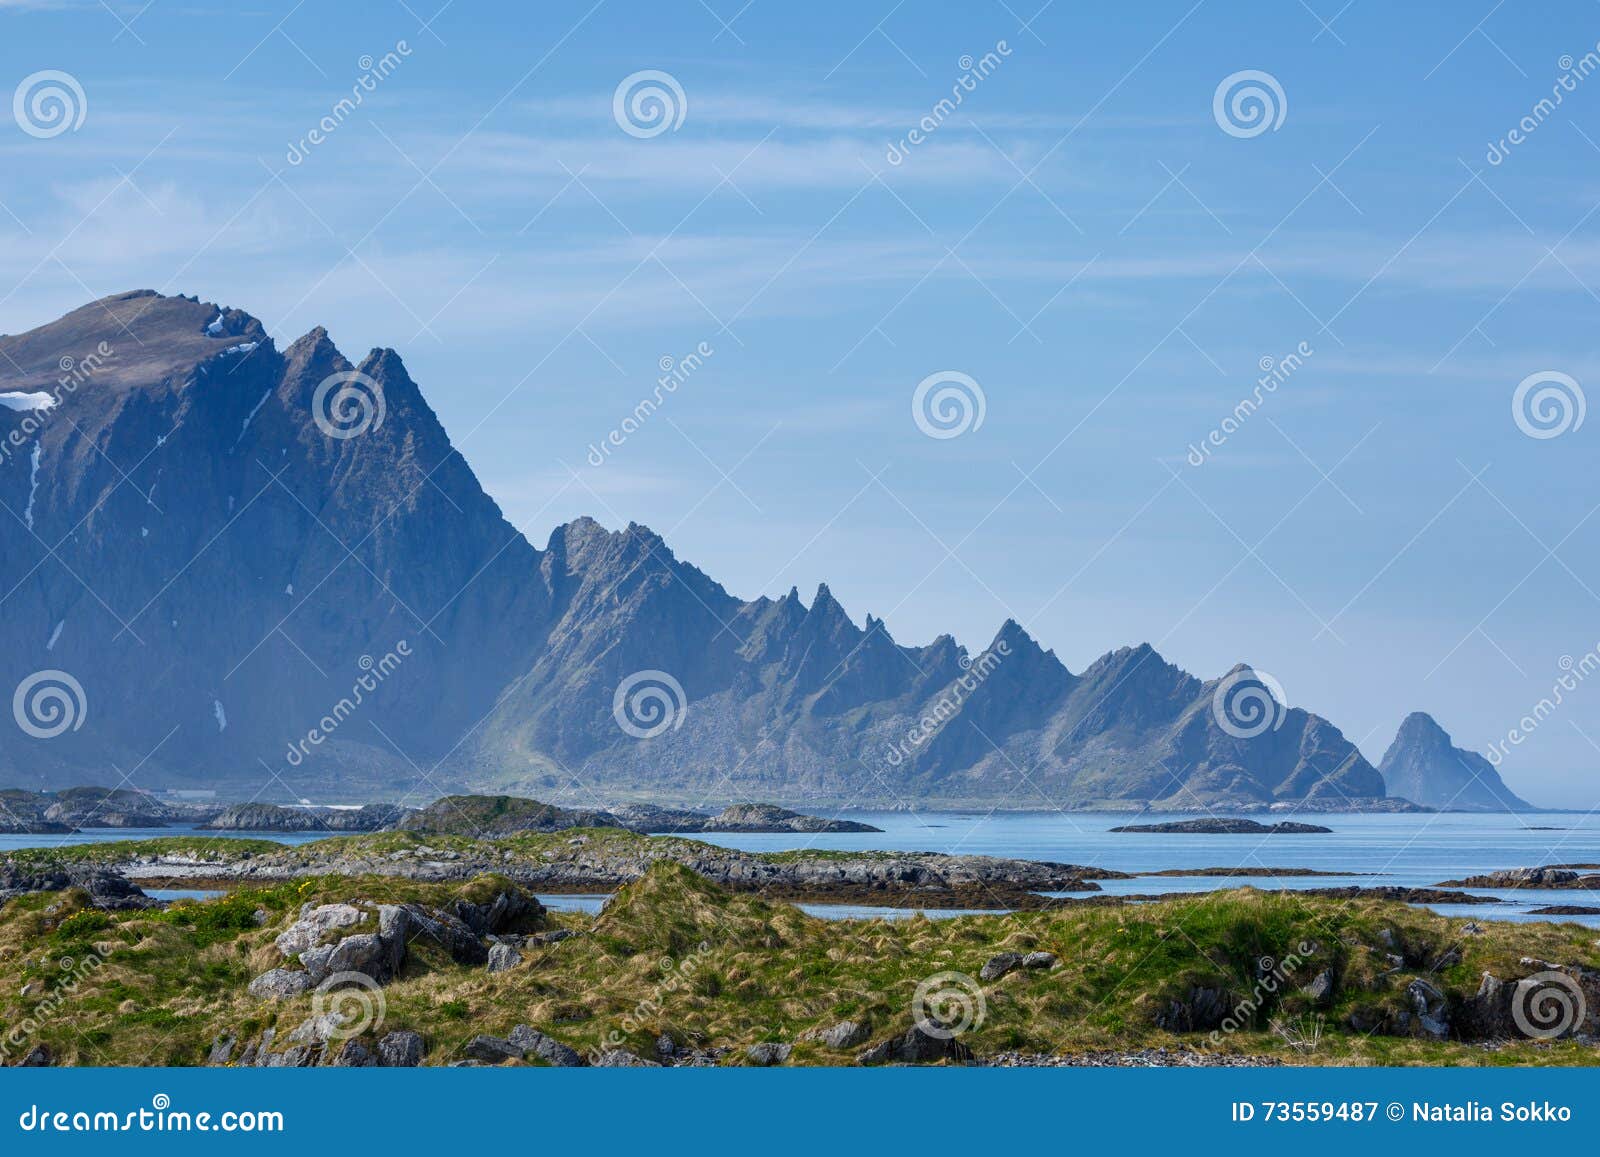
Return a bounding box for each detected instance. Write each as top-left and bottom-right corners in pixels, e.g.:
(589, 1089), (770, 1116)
(0, 292), (1536, 812)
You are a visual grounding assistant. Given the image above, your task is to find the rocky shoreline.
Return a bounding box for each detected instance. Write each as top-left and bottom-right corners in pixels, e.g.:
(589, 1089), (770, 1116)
(20, 835), (1593, 917)
(67, 829), (1124, 903)
(5, 857), (1598, 1069)
(1435, 866), (1600, 890)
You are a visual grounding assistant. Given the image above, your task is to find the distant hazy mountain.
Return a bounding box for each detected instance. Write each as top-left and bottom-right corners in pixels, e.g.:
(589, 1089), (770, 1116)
(1378, 712), (1533, 812)
(0, 291), (1396, 809)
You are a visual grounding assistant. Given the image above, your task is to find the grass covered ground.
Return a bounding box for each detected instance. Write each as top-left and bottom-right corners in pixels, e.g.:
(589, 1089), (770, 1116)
(2, 861), (1599, 1067)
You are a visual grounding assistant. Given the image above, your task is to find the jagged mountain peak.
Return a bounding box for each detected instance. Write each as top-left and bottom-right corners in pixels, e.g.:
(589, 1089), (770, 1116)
(1394, 710), (1448, 740)
(990, 617), (1052, 659)
(284, 325), (334, 356)
(543, 517), (682, 582)
(1, 289), (268, 395)
(0, 293), (1414, 811)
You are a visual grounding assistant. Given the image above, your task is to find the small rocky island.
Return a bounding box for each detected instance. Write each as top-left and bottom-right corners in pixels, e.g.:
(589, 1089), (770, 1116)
(393, 795), (882, 836)
(0, 787), (883, 839)
(610, 802), (882, 834)
(1110, 819), (1332, 834)
(0, 786), (220, 831)
(1435, 865), (1600, 890)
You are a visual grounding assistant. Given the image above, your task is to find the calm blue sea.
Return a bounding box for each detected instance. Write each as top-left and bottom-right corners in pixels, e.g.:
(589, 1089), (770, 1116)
(9, 812), (1600, 925)
(686, 810), (1600, 925)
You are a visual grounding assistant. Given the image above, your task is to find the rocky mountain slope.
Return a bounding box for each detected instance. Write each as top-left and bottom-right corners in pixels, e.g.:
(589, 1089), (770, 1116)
(1, 291), (1396, 808)
(1378, 712), (1532, 812)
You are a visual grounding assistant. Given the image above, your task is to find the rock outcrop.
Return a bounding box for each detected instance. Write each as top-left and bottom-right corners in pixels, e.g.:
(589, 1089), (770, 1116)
(1436, 865), (1600, 890)
(246, 885), (542, 998)
(0, 865), (157, 910)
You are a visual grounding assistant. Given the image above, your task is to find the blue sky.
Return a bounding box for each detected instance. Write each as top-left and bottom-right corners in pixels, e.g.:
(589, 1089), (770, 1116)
(4, 0), (1600, 804)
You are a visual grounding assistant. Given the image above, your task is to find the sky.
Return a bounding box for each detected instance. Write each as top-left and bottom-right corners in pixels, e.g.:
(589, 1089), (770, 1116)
(2, 0), (1599, 805)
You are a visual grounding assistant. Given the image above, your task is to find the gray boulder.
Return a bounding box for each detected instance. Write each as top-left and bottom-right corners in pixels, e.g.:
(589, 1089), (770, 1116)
(313, 934), (398, 985)
(486, 943), (523, 974)
(274, 903), (367, 957)
(333, 1039), (376, 1067)
(746, 1042), (792, 1066)
(980, 952), (1024, 982)
(508, 1025), (587, 1067)
(247, 968), (313, 1000)
(399, 904), (487, 966)
(1458, 973), (1512, 1039)
(857, 1022), (974, 1065)
(207, 1032), (236, 1065)
(377, 904), (412, 942)
(1021, 951), (1057, 970)
(452, 888), (541, 935)
(245, 1028), (275, 1066)
(18, 1044), (51, 1066)
(1303, 969), (1335, 1005)
(596, 1049), (662, 1067)
(818, 1020), (871, 1050)
(462, 1034), (524, 1063)
(377, 1030), (425, 1067)
(287, 1011), (349, 1045)
(1406, 978), (1449, 1039)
